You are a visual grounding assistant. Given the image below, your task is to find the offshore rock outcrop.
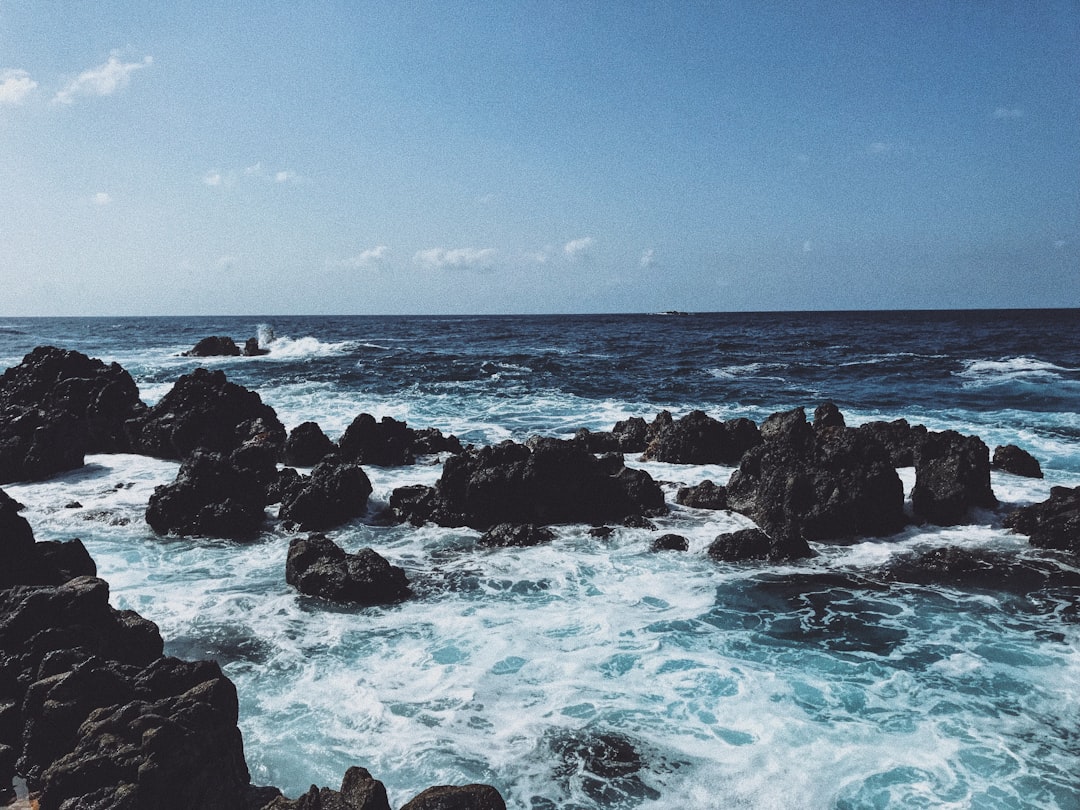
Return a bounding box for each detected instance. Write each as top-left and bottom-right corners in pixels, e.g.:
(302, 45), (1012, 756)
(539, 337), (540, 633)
(0, 346), (147, 483)
(675, 480), (727, 510)
(337, 414), (462, 467)
(182, 336), (242, 357)
(126, 367), (286, 461)
(477, 523), (555, 548)
(726, 408), (905, 550)
(707, 527), (808, 562)
(642, 410), (760, 465)
(992, 444), (1043, 479)
(277, 458), (373, 532)
(390, 437), (666, 530)
(1004, 485), (1080, 555)
(910, 430), (997, 525)
(284, 421), (337, 467)
(285, 534), (410, 605)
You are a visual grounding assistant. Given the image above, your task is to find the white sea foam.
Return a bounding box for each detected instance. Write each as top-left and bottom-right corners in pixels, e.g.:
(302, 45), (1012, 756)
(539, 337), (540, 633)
(956, 357), (1079, 387)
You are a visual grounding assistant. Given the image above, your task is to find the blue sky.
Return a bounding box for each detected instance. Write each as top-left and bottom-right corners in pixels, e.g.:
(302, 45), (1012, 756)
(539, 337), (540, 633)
(1, 1), (1077, 315)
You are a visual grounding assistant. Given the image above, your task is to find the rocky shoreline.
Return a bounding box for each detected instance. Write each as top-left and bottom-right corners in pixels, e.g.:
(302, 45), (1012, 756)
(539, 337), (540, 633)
(1, 344), (1075, 808)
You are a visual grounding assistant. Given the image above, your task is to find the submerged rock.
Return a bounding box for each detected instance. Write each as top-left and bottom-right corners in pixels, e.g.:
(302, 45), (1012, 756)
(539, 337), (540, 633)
(707, 527), (809, 562)
(285, 534), (410, 605)
(548, 730), (658, 806)
(1004, 485), (1080, 555)
(879, 545), (1080, 591)
(0, 346), (147, 483)
(126, 367), (286, 461)
(992, 444), (1043, 479)
(391, 437), (666, 530)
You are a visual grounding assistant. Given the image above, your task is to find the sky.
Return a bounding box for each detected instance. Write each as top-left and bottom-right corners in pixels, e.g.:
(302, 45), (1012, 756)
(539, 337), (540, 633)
(0, 1), (1077, 315)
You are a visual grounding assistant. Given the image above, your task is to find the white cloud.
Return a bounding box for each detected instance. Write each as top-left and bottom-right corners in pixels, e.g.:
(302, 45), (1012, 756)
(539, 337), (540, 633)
(803, 240), (813, 253)
(203, 170), (225, 187)
(92, 192), (112, 206)
(414, 247), (497, 269)
(54, 52), (153, 104)
(244, 162), (266, 176)
(275, 169), (300, 184)
(640, 248), (656, 268)
(994, 107), (1024, 119)
(564, 237), (594, 260)
(0, 69), (37, 105)
(333, 245), (390, 269)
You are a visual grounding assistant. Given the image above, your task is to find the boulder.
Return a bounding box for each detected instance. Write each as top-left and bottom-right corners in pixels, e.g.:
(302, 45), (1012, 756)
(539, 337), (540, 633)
(726, 407), (904, 549)
(399, 784), (506, 810)
(707, 527), (809, 562)
(813, 402), (845, 430)
(992, 444), (1043, 479)
(284, 422), (337, 467)
(145, 448), (269, 539)
(911, 430), (997, 525)
(548, 730), (657, 806)
(242, 338), (270, 357)
(278, 459), (372, 532)
(285, 534), (409, 605)
(126, 368), (286, 461)
(854, 419), (928, 467)
(573, 412), (670, 455)
(675, 480), (727, 510)
(183, 336), (242, 357)
(1, 488), (96, 586)
(651, 534), (688, 552)
(337, 414), (460, 466)
(642, 410), (760, 465)
(262, 766), (390, 810)
(879, 545), (1080, 591)
(390, 437), (666, 530)
(1004, 486), (1080, 554)
(477, 523), (555, 548)
(0, 347), (147, 482)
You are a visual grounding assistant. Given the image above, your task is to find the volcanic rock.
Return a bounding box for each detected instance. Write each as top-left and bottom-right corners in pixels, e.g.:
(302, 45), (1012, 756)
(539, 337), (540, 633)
(1004, 486), (1080, 555)
(642, 410), (760, 465)
(477, 523), (555, 548)
(242, 337), (270, 357)
(337, 414), (460, 466)
(910, 430), (997, 525)
(285, 534), (409, 605)
(284, 422), (337, 467)
(391, 438), (666, 530)
(262, 766), (391, 810)
(813, 402), (846, 430)
(278, 459), (372, 532)
(853, 419), (929, 468)
(707, 527), (809, 562)
(992, 444), (1043, 479)
(676, 480), (728, 510)
(126, 367), (286, 460)
(183, 336), (241, 357)
(651, 533), (689, 552)
(399, 784), (506, 810)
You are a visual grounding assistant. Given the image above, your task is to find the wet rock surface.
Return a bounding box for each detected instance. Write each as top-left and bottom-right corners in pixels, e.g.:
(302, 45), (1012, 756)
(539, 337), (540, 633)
(992, 444), (1043, 479)
(911, 430), (997, 525)
(675, 479), (727, 510)
(285, 534), (410, 605)
(477, 523), (555, 548)
(338, 414), (461, 467)
(1004, 485), (1080, 555)
(278, 458), (373, 532)
(642, 410), (761, 465)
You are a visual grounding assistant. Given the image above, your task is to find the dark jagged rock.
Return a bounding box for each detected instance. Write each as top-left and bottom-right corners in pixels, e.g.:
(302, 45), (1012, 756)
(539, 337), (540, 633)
(676, 480), (728, 510)
(126, 367), (286, 461)
(911, 430), (997, 525)
(145, 448), (270, 539)
(813, 402), (846, 430)
(478, 523), (555, 548)
(548, 730), (658, 806)
(0, 489), (96, 587)
(242, 337), (270, 357)
(399, 784), (507, 810)
(651, 533), (688, 552)
(642, 410), (760, 465)
(574, 412), (670, 455)
(285, 534), (409, 605)
(278, 459), (372, 532)
(338, 414), (461, 467)
(1004, 486), (1080, 554)
(183, 336), (242, 357)
(0, 347), (147, 483)
(263, 766), (390, 810)
(284, 422), (337, 467)
(854, 419), (928, 467)
(707, 527), (809, 562)
(879, 545), (1080, 591)
(726, 407), (904, 550)
(390, 437), (666, 530)
(621, 514), (657, 530)
(992, 444), (1043, 479)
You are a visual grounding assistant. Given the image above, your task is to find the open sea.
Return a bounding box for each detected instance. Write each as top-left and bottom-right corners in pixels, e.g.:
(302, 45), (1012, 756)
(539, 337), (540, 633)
(1, 310), (1079, 809)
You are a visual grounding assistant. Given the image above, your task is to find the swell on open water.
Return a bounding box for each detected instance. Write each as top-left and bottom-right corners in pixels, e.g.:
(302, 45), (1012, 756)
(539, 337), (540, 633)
(2, 310), (1079, 809)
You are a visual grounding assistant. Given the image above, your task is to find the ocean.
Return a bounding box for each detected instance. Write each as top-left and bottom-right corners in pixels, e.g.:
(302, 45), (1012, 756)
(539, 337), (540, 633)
(2, 310), (1079, 809)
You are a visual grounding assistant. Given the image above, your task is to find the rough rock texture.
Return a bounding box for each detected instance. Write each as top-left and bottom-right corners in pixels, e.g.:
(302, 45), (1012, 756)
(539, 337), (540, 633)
(390, 437), (666, 530)
(853, 419), (928, 468)
(879, 545), (1080, 591)
(548, 730), (658, 806)
(675, 480), (727, 510)
(707, 528), (808, 562)
(399, 784), (507, 810)
(278, 459), (372, 532)
(642, 410), (761, 465)
(992, 444), (1043, 479)
(338, 414), (462, 467)
(813, 402), (846, 430)
(182, 337), (241, 357)
(284, 422), (337, 467)
(725, 407), (904, 550)
(573, 412), (672, 455)
(146, 447), (271, 539)
(243, 338), (270, 357)
(477, 523), (555, 548)
(910, 430), (997, 525)
(0, 346), (147, 483)
(285, 534), (410, 605)
(651, 533), (689, 552)
(263, 766), (390, 810)
(126, 368), (286, 461)
(1004, 486), (1080, 555)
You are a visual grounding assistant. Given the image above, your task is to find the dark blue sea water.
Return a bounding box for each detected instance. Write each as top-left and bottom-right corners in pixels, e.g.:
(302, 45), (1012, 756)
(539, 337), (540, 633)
(2, 311), (1079, 809)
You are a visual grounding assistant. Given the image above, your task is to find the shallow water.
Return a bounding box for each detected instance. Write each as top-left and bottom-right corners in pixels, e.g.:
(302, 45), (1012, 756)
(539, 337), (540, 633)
(3, 311), (1079, 808)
